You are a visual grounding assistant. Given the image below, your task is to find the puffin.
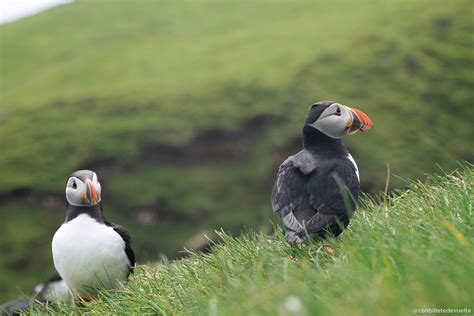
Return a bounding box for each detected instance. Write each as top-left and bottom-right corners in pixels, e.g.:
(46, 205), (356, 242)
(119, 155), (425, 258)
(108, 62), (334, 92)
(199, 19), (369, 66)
(33, 273), (72, 303)
(1, 272), (71, 315)
(271, 101), (373, 243)
(52, 170), (135, 299)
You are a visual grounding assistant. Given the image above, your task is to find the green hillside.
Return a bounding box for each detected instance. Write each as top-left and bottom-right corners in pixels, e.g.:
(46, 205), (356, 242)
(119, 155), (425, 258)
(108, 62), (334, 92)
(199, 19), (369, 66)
(35, 166), (473, 315)
(0, 0), (473, 301)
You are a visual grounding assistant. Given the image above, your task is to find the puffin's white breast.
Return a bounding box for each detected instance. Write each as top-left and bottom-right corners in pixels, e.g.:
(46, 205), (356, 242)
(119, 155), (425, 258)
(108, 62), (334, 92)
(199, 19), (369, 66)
(347, 153), (360, 182)
(52, 214), (129, 295)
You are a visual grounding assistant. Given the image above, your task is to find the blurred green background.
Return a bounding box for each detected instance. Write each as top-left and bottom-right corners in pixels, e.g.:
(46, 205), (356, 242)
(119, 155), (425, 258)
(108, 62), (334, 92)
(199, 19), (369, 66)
(0, 0), (472, 301)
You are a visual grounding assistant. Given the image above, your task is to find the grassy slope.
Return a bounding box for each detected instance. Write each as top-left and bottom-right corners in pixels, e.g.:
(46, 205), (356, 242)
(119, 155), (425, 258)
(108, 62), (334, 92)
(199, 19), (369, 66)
(0, 0), (473, 300)
(35, 166), (473, 315)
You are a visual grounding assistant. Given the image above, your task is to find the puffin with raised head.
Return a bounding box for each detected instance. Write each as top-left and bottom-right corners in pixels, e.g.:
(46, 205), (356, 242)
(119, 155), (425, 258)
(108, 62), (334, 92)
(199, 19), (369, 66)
(272, 101), (373, 243)
(52, 170), (135, 299)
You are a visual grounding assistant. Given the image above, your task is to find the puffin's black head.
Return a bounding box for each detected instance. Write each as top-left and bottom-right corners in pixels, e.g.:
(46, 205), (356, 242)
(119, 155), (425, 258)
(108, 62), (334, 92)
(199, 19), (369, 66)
(65, 170), (101, 206)
(304, 100), (373, 141)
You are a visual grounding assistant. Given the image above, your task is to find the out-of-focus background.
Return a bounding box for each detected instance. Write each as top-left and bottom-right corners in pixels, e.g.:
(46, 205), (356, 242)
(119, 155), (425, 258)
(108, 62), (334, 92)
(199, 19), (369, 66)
(0, 0), (472, 301)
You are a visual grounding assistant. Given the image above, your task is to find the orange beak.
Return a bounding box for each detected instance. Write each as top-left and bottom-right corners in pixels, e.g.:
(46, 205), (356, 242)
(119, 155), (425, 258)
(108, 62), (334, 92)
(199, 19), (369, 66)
(85, 179), (100, 205)
(347, 107), (374, 135)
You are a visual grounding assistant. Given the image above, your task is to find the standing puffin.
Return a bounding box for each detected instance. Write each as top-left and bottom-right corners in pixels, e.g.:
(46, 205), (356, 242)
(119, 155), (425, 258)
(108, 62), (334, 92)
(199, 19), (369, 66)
(271, 101), (373, 243)
(52, 170), (135, 299)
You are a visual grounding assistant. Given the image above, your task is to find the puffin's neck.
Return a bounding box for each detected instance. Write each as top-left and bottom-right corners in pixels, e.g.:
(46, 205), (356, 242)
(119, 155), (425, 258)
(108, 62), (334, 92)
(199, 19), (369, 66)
(302, 126), (348, 156)
(65, 203), (104, 223)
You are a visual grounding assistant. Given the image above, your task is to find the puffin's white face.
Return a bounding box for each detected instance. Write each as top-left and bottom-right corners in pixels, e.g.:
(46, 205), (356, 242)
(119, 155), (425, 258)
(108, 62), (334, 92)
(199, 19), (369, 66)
(65, 171), (101, 206)
(309, 102), (373, 139)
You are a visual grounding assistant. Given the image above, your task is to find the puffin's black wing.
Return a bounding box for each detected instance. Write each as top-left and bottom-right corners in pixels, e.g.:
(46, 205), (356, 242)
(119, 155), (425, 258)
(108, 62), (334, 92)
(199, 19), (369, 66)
(307, 160), (359, 215)
(104, 220), (136, 274)
(298, 161), (359, 239)
(271, 160), (309, 216)
(271, 154), (316, 235)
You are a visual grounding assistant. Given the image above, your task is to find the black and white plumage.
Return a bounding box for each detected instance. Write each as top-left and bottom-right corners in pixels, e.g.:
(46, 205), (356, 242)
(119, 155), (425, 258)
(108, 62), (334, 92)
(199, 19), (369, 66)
(33, 273), (72, 303)
(52, 170), (135, 298)
(272, 101), (373, 243)
(1, 273), (70, 316)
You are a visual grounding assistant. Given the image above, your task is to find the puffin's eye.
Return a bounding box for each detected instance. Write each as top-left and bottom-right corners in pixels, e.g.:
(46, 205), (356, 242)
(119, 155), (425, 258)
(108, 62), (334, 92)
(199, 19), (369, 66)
(72, 180), (77, 189)
(335, 107), (341, 116)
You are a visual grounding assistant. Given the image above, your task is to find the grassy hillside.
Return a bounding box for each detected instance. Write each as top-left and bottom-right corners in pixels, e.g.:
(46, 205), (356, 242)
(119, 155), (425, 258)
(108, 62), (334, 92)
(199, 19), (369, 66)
(0, 0), (473, 301)
(33, 166), (473, 315)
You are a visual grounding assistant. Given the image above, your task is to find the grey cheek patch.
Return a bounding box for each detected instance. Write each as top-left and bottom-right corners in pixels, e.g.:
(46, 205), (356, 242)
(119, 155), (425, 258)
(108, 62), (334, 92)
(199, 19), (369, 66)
(311, 119), (342, 139)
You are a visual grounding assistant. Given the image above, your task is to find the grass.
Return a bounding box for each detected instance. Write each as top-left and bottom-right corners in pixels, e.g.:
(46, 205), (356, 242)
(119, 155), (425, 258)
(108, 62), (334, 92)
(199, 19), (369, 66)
(0, 0), (473, 300)
(32, 165), (473, 315)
